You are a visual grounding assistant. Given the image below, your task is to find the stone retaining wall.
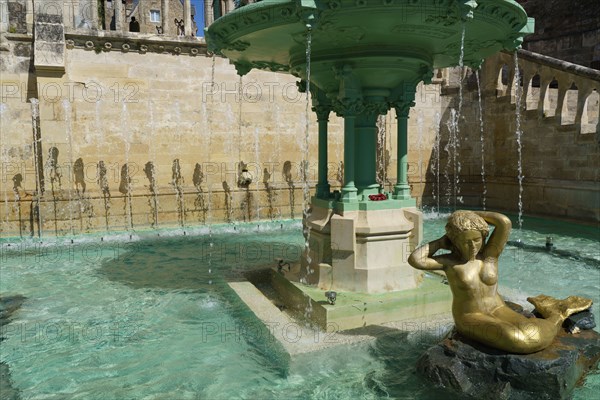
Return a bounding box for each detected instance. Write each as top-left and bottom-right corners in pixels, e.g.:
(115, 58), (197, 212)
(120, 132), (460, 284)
(2, 15), (599, 238)
(0, 28), (445, 237)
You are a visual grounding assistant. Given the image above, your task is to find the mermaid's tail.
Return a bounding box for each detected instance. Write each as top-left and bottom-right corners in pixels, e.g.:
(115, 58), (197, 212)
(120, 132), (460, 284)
(527, 294), (593, 320)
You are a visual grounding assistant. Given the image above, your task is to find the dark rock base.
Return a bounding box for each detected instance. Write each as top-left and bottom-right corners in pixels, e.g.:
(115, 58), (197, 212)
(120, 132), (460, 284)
(0, 295), (25, 400)
(417, 329), (600, 400)
(0, 363), (21, 400)
(0, 295), (26, 331)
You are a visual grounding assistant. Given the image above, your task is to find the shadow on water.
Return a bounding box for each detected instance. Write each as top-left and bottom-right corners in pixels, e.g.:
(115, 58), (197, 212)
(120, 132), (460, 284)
(96, 234), (303, 376)
(98, 237), (218, 292)
(97, 233), (301, 291)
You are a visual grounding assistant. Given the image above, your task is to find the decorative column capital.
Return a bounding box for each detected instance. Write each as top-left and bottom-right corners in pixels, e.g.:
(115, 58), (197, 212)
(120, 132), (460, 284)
(392, 100), (415, 119)
(312, 105), (332, 122)
(310, 86), (332, 121)
(363, 99), (389, 116)
(332, 98), (364, 117)
(460, 0), (479, 21)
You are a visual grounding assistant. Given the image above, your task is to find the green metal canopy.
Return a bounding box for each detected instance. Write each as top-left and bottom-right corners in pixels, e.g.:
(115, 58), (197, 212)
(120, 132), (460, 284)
(207, 0), (533, 95)
(206, 0), (534, 204)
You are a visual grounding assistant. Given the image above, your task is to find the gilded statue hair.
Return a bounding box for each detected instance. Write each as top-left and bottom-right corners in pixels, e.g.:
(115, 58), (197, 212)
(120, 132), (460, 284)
(445, 210), (489, 242)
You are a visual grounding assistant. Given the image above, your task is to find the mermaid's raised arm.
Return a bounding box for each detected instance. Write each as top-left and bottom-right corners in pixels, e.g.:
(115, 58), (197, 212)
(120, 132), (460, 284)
(475, 211), (512, 259)
(408, 236), (451, 271)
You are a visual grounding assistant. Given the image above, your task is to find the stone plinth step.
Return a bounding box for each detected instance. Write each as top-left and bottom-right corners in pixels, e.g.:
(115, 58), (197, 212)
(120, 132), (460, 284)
(230, 271), (454, 356)
(270, 269), (452, 332)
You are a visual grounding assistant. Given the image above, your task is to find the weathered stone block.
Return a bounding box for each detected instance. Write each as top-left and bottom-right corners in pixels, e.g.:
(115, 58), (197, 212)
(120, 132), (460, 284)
(34, 13), (65, 73)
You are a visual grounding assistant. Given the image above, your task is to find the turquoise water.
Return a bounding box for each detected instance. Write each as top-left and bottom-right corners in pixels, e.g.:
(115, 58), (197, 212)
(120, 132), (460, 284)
(1, 216), (598, 399)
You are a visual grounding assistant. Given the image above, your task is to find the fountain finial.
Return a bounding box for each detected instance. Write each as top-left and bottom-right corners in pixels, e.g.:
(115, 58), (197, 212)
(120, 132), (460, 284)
(295, 0), (319, 29)
(459, 0), (479, 21)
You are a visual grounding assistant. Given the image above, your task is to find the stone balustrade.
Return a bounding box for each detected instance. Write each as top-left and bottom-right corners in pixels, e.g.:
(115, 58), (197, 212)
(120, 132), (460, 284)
(492, 49), (599, 135)
(435, 49), (600, 221)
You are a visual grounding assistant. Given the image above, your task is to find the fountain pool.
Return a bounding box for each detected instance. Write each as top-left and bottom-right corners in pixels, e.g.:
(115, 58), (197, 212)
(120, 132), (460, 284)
(1, 214), (598, 399)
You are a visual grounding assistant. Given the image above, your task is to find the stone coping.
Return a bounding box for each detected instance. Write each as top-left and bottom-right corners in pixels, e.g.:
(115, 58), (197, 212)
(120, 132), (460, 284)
(3, 30), (210, 56)
(512, 49), (600, 82)
(64, 29), (208, 56)
(2, 32), (33, 42)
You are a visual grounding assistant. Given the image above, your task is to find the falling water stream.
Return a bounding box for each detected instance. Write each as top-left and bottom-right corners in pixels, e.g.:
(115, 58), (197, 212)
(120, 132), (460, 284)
(30, 99), (43, 238)
(172, 101), (186, 231)
(514, 52), (524, 232)
(442, 26), (467, 210)
(148, 101), (160, 228)
(63, 100), (75, 237)
(431, 111), (441, 216)
(1, 103), (9, 233)
(121, 102), (134, 232)
(211, 54), (216, 88)
(376, 115), (386, 189)
(94, 100), (111, 233)
(302, 26), (314, 320)
(457, 26), (466, 117)
(271, 90), (283, 222)
(475, 70), (487, 210)
(207, 184), (214, 285)
(416, 110), (424, 207)
(207, 53), (216, 285)
(209, 54), (216, 151)
(19, 102), (29, 237)
(454, 25), (466, 207)
(253, 127), (261, 222)
(236, 75), (244, 226)
(444, 109), (456, 208)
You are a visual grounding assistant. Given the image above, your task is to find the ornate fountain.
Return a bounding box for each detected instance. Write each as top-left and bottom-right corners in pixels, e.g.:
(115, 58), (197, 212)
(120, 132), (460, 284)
(206, 0), (533, 302)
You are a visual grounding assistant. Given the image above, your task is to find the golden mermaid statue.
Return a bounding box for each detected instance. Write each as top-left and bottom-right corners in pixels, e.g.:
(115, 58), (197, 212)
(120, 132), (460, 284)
(408, 210), (593, 354)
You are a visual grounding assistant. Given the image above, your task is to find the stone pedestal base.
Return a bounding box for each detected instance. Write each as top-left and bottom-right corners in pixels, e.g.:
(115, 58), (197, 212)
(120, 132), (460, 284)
(417, 329), (600, 400)
(303, 201), (423, 294)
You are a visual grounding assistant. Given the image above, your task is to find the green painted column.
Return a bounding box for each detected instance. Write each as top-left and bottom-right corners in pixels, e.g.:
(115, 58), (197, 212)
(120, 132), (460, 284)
(314, 106), (331, 199)
(213, 0), (222, 20)
(393, 103), (412, 200)
(333, 65), (362, 203)
(341, 115), (357, 202)
(354, 114), (379, 195)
